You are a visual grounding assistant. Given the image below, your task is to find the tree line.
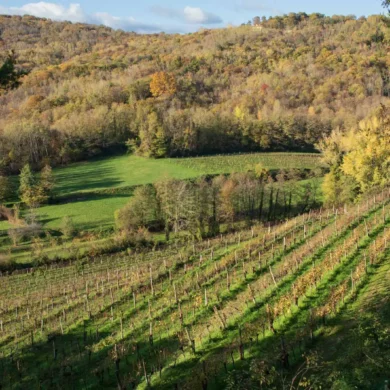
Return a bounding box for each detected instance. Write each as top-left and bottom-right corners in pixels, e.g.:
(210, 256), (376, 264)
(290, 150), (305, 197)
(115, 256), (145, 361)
(115, 168), (322, 240)
(0, 163), (54, 210)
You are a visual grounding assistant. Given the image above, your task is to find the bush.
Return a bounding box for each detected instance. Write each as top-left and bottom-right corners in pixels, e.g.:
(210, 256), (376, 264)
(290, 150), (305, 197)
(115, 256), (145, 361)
(61, 216), (76, 238)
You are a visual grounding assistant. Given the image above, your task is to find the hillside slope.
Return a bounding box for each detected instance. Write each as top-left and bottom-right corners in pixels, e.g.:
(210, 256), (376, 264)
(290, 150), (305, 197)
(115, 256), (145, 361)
(0, 13), (389, 172)
(0, 189), (389, 389)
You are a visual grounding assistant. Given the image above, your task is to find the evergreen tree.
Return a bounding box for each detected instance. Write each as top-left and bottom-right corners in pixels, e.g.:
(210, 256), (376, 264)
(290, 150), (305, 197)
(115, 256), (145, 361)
(0, 53), (20, 92)
(19, 164), (35, 204)
(40, 165), (54, 200)
(19, 164), (45, 207)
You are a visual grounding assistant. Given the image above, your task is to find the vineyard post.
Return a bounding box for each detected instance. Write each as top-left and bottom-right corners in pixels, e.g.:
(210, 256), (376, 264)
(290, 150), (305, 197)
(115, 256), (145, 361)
(149, 322), (153, 346)
(351, 271), (354, 293)
(120, 313), (124, 340)
(226, 268), (230, 291)
(173, 283), (178, 304)
(239, 327), (244, 360)
(364, 253), (368, 274)
(149, 265), (154, 297)
(269, 266), (277, 287)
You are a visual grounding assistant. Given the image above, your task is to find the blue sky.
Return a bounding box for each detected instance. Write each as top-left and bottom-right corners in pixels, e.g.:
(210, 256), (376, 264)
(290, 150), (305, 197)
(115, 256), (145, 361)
(0, 0), (385, 33)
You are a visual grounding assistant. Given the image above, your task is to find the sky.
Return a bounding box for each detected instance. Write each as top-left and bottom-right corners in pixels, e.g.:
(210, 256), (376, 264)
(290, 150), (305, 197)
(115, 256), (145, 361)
(0, 0), (385, 33)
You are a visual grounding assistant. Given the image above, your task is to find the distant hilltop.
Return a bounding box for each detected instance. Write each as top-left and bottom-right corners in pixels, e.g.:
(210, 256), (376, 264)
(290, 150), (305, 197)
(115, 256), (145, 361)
(0, 13), (389, 171)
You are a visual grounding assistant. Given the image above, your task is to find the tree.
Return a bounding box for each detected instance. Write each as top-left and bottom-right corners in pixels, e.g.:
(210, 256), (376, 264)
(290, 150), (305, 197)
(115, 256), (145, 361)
(383, 0), (390, 11)
(138, 112), (167, 158)
(320, 105), (390, 201)
(40, 165), (55, 200)
(115, 185), (160, 232)
(341, 105), (390, 191)
(218, 177), (236, 229)
(19, 164), (49, 207)
(322, 168), (357, 207)
(150, 72), (177, 98)
(155, 179), (196, 240)
(61, 216), (76, 238)
(0, 176), (11, 204)
(253, 16), (261, 26)
(19, 164), (36, 207)
(0, 53), (20, 93)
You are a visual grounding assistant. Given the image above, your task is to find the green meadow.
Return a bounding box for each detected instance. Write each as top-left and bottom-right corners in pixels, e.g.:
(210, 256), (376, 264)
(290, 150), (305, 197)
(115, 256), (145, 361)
(1, 153), (323, 233)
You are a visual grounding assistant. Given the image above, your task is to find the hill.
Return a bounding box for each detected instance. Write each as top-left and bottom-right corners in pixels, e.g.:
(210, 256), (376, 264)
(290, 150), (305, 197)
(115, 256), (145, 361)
(0, 13), (389, 172)
(0, 189), (389, 389)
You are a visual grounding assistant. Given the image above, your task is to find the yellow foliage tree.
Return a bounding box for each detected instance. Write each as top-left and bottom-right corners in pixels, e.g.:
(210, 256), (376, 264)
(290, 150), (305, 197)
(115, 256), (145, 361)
(320, 104), (390, 203)
(341, 107), (390, 191)
(150, 72), (177, 97)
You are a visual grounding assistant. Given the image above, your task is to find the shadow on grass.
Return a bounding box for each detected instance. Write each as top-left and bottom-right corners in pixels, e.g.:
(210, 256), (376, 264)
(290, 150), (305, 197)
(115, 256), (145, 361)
(0, 315), (184, 390)
(54, 164), (123, 196)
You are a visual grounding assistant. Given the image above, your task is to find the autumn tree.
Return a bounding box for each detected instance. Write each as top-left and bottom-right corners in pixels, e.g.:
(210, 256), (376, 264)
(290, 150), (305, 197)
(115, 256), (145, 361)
(320, 105), (390, 204)
(341, 105), (390, 191)
(154, 179), (200, 240)
(115, 185), (160, 232)
(138, 112), (167, 158)
(150, 72), (177, 98)
(321, 167), (357, 206)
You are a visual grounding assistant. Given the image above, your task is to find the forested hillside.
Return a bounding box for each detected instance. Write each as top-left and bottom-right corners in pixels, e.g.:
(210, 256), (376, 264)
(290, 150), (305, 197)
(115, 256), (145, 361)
(0, 13), (389, 172)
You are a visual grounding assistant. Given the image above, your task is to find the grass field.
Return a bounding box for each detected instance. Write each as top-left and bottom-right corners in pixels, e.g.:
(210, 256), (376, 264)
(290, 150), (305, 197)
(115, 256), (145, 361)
(53, 153), (323, 196)
(0, 190), (388, 389)
(1, 153), (323, 233)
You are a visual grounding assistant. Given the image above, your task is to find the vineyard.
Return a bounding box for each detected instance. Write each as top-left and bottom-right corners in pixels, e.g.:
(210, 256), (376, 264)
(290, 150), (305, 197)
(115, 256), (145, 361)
(1, 189), (390, 389)
(172, 153), (323, 175)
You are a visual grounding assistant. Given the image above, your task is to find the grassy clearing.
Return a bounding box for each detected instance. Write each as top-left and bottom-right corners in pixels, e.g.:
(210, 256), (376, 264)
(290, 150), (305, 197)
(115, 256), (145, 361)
(53, 153), (322, 196)
(1, 153), (322, 234)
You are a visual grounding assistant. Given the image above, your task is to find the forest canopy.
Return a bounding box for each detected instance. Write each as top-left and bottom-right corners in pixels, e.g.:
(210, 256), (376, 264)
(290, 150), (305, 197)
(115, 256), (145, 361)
(320, 104), (390, 205)
(0, 13), (389, 172)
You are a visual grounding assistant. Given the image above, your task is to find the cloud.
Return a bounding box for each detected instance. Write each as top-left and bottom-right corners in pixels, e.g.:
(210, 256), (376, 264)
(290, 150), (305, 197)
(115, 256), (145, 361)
(152, 5), (222, 24)
(0, 2), (162, 33)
